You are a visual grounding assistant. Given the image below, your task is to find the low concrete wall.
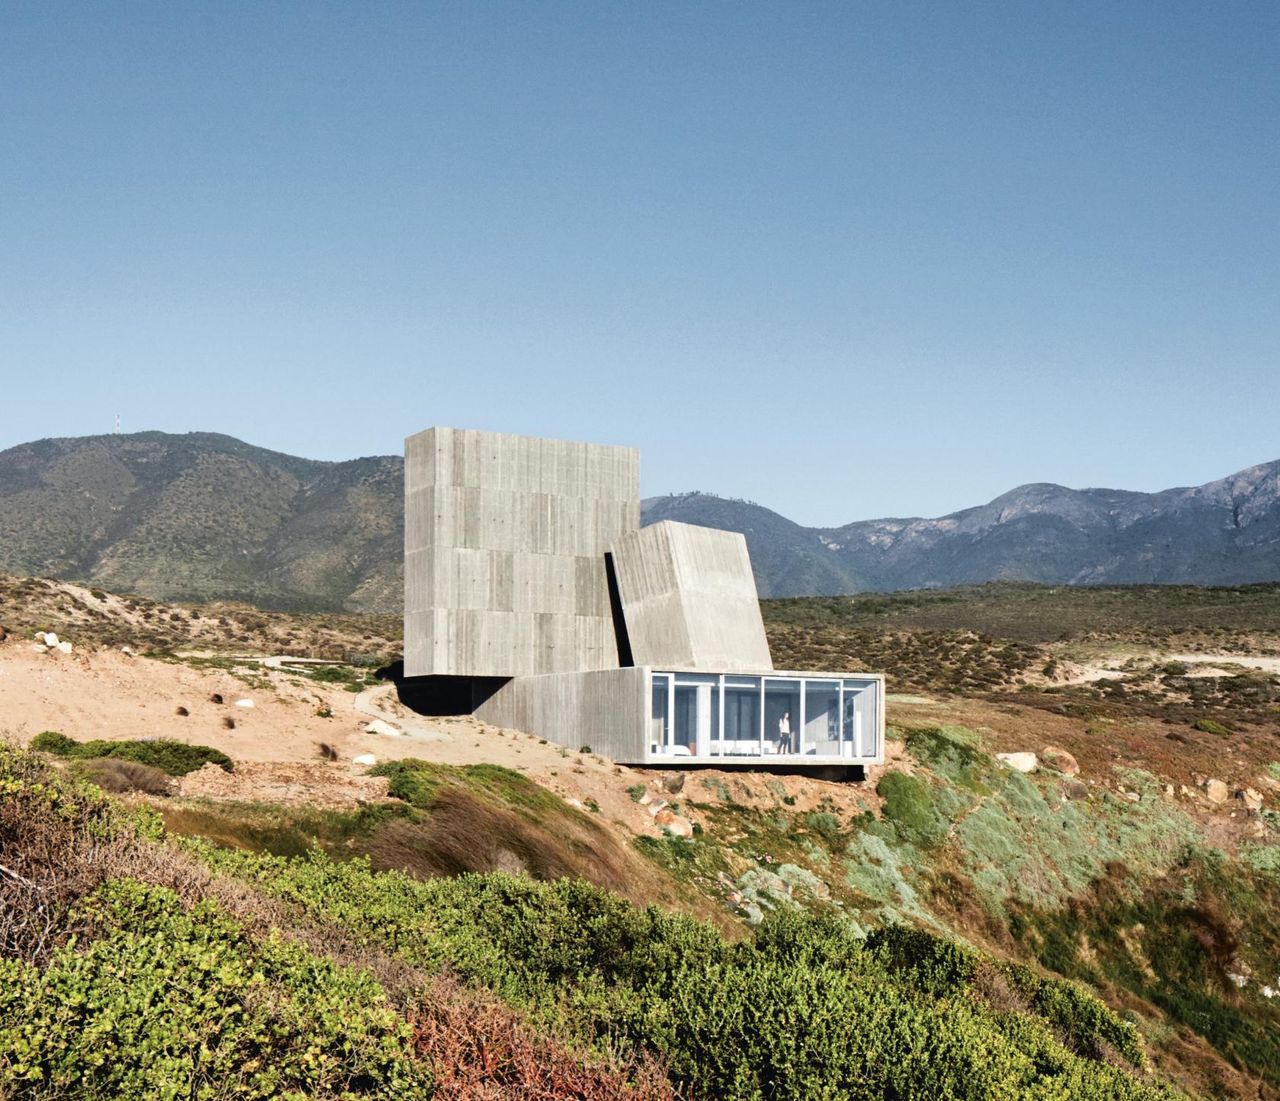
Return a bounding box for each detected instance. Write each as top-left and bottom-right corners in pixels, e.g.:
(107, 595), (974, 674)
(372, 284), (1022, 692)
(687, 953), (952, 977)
(475, 666), (649, 763)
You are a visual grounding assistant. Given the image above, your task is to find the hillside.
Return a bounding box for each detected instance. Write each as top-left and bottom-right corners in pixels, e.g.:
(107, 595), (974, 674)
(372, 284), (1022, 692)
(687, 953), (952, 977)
(0, 432), (402, 612)
(3, 579), (1280, 1095)
(1, 431), (1277, 607)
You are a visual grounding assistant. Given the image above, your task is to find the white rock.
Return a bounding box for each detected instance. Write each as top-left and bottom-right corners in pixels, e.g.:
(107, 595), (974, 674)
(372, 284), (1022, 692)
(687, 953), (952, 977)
(352, 753), (377, 766)
(55, 641), (73, 654)
(363, 719), (402, 738)
(31, 643), (48, 653)
(41, 632), (59, 647)
(120, 645), (135, 656)
(234, 699), (255, 709)
(996, 752), (1038, 773)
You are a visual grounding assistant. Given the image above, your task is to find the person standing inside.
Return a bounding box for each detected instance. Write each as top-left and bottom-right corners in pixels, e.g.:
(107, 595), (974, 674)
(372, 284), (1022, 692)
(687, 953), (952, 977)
(778, 710), (792, 753)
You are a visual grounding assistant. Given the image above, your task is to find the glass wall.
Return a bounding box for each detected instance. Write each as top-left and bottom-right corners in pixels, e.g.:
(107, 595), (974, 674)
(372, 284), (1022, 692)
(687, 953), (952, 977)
(650, 673), (670, 754)
(651, 672), (721, 758)
(650, 672), (880, 760)
(803, 680), (841, 755)
(723, 676), (761, 756)
(764, 679), (801, 755)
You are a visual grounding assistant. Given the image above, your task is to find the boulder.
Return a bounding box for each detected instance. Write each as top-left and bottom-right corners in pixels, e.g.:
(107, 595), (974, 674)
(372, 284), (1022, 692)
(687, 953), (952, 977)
(234, 698), (255, 709)
(1062, 780), (1090, 801)
(662, 771), (687, 795)
(654, 808), (677, 826)
(663, 817), (694, 839)
(41, 632), (59, 648)
(1203, 778), (1230, 804)
(1040, 746), (1080, 776)
(996, 752), (1038, 773)
(32, 643), (48, 653)
(55, 640), (73, 654)
(646, 799), (668, 818)
(363, 719), (401, 738)
(352, 753), (378, 766)
(1237, 787), (1265, 813)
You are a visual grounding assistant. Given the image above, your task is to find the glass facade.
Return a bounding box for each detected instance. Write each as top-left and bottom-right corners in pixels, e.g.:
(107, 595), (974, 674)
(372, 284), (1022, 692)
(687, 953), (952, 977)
(648, 672), (880, 760)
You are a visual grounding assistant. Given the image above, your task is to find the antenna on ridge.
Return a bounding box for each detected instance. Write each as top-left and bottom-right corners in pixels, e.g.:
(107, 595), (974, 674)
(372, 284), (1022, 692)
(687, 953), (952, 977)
(114, 414), (121, 435)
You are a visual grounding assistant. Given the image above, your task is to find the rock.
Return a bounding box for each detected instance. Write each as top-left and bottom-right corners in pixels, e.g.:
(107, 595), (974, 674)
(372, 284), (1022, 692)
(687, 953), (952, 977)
(32, 643), (48, 653)
(654, 808), (677, 826)
(637, 791), (654, 806)
(1040, 746), (1079, 776)
(663, 817), (694, 839)
(0, 625), (8, 641)
(646, 799), (668, 818)
(1163, 784), (1175, 799)
(1237, 787), (1264, 813)
(996, 752), (1038, 773)
(55, 640), (73, 654)
(352, 753), (378, 766)
(1120, 790), (1141, 803)
(41, 632), (59, 648)
(1203, 778), (1230, 804)
(235, 698), (255, 709)
(663, 771), (687, 795)
(363, 719), (402, 738)
(1062, 780), (1090, 800)
(120, 645), (135, 656)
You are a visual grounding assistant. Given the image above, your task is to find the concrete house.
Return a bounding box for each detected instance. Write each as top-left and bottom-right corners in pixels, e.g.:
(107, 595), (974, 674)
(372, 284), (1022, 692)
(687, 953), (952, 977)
(404, 427), (884, 772)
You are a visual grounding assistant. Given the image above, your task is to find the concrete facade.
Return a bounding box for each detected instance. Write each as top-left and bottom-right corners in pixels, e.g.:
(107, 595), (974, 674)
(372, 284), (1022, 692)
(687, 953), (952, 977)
(404, 427), (640, 678)
(403, 426), (885, 770)
(609, 521), (773, 672)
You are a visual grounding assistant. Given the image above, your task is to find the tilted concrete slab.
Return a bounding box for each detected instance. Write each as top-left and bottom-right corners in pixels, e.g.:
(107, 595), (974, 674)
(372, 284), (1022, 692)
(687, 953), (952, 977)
(609, 520), (774, 673)
(405, 427), (640, 678)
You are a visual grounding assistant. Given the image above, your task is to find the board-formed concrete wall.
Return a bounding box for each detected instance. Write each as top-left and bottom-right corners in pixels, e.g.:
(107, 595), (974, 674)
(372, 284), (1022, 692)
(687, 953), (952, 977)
(405, 427), (640, 678)
(609, 520), (774, 673)
(474, 666), (648, 762)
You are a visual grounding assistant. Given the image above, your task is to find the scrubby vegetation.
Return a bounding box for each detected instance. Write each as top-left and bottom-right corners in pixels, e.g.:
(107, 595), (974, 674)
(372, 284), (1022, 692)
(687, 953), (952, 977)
(31, 729), (232, 776)
(0, 744), (1186, 1099)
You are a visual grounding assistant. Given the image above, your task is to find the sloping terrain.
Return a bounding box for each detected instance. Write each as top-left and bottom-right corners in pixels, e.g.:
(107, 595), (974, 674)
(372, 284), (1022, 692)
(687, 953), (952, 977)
(3, 579), (1280, 1095)
(2, 431), (1278, 607)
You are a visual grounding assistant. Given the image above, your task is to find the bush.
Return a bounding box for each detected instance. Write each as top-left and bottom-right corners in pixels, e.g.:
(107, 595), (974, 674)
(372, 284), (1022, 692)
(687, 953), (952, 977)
(877, 771), (948, 848)
(29, 731), (77, 755)
(0, 880), (430, 1098)
(1193, 718), (1232, 737)
(27, 732), (232, 776)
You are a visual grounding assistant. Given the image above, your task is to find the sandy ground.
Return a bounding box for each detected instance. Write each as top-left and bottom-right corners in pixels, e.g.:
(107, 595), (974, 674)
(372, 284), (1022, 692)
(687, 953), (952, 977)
(0, 636), (716, 837)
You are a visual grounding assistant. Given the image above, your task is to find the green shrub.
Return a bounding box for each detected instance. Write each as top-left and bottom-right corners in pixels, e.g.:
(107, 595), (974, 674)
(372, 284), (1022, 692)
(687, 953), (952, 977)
(28, 732), (231, 776)
(1193, 718), (1232, 736)
(876, 771), (948, 848)
(29, 731), (78, 755)
(0, 880), (429, 1098)
(368, 759), (442, 807)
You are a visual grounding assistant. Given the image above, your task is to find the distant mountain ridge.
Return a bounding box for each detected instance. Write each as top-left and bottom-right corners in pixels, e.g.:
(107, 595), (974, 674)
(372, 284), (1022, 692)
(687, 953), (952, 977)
(0, 431), (1276, 610)
(643, 459), (1280, 596)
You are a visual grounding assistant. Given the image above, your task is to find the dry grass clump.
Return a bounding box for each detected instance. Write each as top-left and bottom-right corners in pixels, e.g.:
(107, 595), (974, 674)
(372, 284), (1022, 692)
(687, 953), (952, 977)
(363, 786), (632, 892)
(412, 976), (674, 1100)
(75, 758), (176, 796)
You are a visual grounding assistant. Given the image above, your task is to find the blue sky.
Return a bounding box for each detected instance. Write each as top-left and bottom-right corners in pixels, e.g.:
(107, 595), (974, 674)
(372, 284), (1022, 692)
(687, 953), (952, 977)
(2, 2), (1276, 525)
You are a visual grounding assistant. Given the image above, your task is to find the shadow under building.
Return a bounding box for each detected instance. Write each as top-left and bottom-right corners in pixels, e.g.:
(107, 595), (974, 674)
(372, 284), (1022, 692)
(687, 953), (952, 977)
(404, 427), (883, 771)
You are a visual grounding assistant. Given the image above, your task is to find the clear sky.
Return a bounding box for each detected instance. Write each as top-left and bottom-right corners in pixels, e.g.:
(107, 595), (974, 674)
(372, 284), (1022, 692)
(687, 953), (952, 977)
(2, 2), (1276, 525)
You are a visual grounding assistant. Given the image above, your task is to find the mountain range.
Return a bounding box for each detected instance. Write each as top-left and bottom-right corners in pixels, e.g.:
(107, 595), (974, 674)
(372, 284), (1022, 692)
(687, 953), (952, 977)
(0, 431), (1276, 611)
